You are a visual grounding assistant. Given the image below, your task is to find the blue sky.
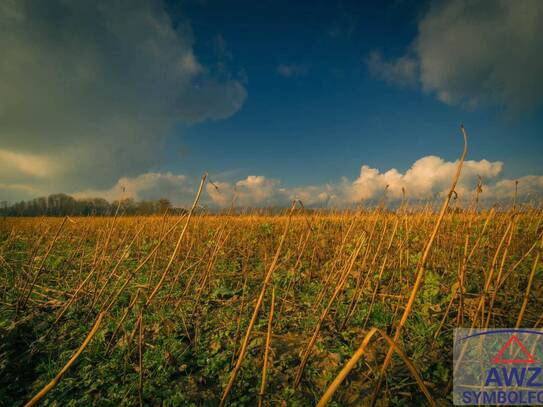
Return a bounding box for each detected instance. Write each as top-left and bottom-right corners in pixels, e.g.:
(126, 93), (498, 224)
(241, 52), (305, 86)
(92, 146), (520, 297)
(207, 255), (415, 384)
(1, 0), (542, 206)
(167, 0), (542, 185)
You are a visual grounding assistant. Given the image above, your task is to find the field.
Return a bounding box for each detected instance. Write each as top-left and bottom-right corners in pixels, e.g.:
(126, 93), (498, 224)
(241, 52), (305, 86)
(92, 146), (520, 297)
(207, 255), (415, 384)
(1, 203), (542, 406)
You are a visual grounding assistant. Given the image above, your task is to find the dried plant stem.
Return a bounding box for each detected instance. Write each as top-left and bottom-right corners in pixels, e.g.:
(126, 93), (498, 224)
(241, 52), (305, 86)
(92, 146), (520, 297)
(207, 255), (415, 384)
(363, 218), (399, 328)
(496, 228), (543, 291)
(435, 208), (495, 337)
(317, 328), (435, 407)
(258, 286), (275, 407)
(24, 312), (105, 407)
(314, 215), (358, 308)
(145, 173), (207, 307)
(147, 209), (169, 296)
(472, 220), (513, 326)
(294, 231), (367, 388)
(127, 175), (207, 342)
(107, 289), (141, 352)
(138, 309), (144, 407)
(101, 214), (187, 314)
(370, 125), (468, 406)
(220, 201), (296, 407)
(341, 213), (381, 329)
(19, 217), (68, 312)
(515, 233), (543, 328)
(92, 223), (145, 309)
(277, 228), (311, 319)
(231, 255), (250, 366)
(485, 219), (516, 327)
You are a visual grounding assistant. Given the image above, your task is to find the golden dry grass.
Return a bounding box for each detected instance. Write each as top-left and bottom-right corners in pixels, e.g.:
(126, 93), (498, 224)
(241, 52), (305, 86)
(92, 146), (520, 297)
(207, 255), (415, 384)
(0, 201), (542, 405)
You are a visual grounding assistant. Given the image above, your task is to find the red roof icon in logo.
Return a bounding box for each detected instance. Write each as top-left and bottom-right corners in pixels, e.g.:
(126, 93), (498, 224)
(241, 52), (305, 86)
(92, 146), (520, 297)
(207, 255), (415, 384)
(492, 335), (536, 364)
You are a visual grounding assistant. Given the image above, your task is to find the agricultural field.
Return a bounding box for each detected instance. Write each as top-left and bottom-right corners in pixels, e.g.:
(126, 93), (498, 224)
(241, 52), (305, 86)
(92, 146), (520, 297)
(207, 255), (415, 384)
(1, 199), (542, 406)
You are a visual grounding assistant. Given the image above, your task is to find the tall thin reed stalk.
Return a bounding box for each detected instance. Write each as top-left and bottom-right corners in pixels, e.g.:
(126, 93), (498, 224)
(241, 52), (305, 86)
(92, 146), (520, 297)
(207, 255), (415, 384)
(370, 125), (468, 405)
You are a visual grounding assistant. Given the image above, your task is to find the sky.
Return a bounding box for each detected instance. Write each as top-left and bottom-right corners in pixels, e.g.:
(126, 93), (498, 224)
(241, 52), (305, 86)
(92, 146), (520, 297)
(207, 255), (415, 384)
(1, 0), (542, 207)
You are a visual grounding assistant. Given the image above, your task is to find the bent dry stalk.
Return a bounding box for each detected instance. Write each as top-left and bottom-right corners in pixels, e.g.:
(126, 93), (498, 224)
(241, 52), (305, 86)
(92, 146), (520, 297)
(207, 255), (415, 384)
(18, 216), (69, 313)
(24, 312), (105, 407)
(258, 285), (275, 407)
(370, 124), (468, 406)
(294, 230), (367, 387)
(220, 201), (297, 407)
(317, 328), (436, 407)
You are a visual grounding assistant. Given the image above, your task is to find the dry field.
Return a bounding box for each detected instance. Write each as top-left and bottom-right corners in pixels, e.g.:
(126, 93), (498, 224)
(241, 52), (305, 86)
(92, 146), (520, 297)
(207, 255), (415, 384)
(1, 197), (542, 406)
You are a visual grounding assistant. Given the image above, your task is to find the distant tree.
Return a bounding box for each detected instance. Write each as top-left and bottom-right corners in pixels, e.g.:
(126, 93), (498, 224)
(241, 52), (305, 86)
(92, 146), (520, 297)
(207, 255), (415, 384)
(136, 200), (154, 215)
(120, 198), (137, 215)
(0, 193), (180, 216)
(158, 198), (172, 213)
(47, 193), (76, 215)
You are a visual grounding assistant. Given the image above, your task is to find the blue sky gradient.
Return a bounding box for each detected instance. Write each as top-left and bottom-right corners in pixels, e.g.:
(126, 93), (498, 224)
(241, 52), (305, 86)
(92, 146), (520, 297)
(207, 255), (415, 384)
(162, 0), (543, 184)
(1, 0), (542, 206)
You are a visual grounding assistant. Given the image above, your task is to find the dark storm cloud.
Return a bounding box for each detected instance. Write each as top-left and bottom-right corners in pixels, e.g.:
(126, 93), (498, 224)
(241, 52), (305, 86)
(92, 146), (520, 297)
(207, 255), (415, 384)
(0, 0), (246, 200)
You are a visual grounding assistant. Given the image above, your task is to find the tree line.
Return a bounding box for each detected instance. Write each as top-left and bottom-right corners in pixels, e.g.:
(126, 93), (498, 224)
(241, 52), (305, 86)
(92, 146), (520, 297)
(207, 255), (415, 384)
(0, 194), (185, 216)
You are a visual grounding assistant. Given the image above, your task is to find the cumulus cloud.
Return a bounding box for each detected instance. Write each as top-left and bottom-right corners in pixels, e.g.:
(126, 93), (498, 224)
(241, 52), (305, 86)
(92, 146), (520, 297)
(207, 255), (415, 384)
(481, 176), (543, 201)
(343, 156), (503, 203)
(0, 0), (246, 201)
(367, 0), (543, 112)
(211, 157), (540, 207)
(206, 176), (289, 207)
(277, 64), (308, 77)
(288, 185), (335, 207)
(66, 155), (542, 208)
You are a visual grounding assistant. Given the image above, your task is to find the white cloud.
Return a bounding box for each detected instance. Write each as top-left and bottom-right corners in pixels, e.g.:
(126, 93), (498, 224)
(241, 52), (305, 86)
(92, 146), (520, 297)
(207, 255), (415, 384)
(206, 180), (233, 207)
(344, 156), (503, 203)
(79, 156), (542, 208)
(481, 175), (543, 201)
(0, 0), (246, 201)
(235, 176), (285, 204)
(206, 176), (289, 207)
(289, 185), (335, 207)
(74, 172), (195, 204)
(368, 0), (543, 112)
(277, 64), (308, 77)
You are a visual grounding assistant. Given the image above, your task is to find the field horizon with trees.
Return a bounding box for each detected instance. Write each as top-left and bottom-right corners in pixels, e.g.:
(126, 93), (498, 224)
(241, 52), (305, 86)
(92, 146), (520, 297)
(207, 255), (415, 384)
(2, 144), (543, 405)
(0, 194), (182, 217)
